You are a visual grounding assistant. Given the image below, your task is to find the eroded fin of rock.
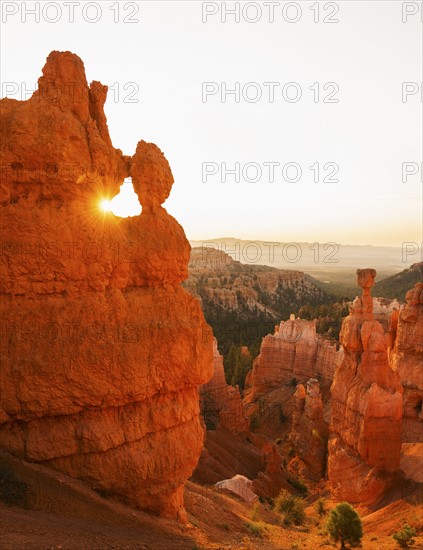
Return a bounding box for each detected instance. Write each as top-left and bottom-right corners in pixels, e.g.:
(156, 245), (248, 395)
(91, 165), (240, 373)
(0, 51), (213, 520)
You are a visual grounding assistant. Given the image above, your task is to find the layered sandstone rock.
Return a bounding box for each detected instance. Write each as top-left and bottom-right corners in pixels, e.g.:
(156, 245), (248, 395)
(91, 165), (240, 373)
(373, 297), (400, 331)
(184, 248), (328, 323)
(189, 247), (235, 269)
(315, 338), (343, 394)
(0, 51), (213, 520)
(328, 269), (403, 505)
(390, 283), (423, 442)
(201, 339), (249, 433)
(289, 379), (327, 480)
(249, 317), (342, 399)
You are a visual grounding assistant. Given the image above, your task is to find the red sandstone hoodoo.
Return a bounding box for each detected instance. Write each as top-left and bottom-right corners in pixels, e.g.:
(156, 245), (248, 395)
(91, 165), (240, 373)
(0, 51), (214, 521)
(328, 268), (403, 505)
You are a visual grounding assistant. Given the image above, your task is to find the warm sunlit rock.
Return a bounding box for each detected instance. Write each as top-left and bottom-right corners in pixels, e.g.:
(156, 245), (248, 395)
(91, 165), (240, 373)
(249, 318), (342, 399)
(328, 268), (403, 505)
(0, 51), (213, 521)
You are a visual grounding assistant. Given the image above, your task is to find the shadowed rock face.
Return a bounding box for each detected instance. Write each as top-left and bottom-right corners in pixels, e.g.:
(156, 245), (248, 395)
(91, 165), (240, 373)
(290, 379), (328, 481)
(200, 338), (249, 434)
(328, 268), (403, 505)
(390, 283), (423, 442)
(0, 51), (213, 521)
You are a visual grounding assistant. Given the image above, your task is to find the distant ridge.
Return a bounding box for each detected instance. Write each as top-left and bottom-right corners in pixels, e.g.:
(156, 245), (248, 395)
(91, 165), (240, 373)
(184, 247), (333, 355)
(189, 238), (416, 273)
(374, 262), (423, 301)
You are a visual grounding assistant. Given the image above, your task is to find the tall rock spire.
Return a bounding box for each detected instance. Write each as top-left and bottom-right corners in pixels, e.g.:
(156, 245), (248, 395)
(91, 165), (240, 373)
(328, 268), (403, 505)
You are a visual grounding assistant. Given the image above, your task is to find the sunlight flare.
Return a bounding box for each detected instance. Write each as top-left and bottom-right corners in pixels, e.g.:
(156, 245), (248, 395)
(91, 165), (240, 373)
(100, 199), (112, 212)
(100, 178), (141, 218)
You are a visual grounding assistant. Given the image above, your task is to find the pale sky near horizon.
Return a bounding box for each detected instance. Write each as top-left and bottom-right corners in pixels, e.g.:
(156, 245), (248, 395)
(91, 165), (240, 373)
(1, 1), (422, 247)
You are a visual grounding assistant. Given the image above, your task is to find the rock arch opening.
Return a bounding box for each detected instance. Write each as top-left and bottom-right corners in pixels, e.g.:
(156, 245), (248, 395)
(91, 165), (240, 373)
(100, 177), (141, 217)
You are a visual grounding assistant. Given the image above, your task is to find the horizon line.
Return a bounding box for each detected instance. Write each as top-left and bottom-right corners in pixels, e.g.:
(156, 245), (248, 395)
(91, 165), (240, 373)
(188, 237), (422, 249)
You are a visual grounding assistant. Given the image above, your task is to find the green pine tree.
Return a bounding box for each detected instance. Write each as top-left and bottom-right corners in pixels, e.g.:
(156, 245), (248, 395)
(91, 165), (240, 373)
(326, 502), (363, 549)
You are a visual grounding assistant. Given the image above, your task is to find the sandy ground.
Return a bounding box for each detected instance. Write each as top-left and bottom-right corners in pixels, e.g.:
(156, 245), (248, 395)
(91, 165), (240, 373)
(0, 450), (422, 550)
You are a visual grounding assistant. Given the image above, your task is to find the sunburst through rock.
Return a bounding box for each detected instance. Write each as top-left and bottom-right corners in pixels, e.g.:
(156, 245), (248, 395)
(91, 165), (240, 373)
(100, 178), (141, 217)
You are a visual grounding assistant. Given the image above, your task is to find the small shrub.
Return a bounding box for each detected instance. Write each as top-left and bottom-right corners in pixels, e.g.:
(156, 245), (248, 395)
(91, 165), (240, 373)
(220, 523), (230, 531)
(287, 476), (309, 495)
(245, 521), (266, 537)
(275, 437), (283, 445)
(250, 502), (260, 521)
(316, 497), (326, 517)
(259, 495), (274, 507)
(318, 526), (328, 537)
(290, 377), (298, 388)
(393, 524), (417, 548)
(274, 489), (306, 526)
(288, 447), (295, 457)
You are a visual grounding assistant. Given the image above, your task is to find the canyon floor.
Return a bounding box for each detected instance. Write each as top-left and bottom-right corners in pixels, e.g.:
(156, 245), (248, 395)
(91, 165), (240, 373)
(1, 450), (422, 550)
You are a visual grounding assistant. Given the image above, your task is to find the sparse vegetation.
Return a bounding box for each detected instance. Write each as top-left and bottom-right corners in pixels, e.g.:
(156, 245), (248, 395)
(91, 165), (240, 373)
(298, 301), (350, 340)
(258, 495), (274, 507)
(374, 262), (423, 302)
(287, 476), (308, 495)
(250, 502), (260, 521)
(245, 520), (267, 537)
(224, 345), (254, 389)
(326, 502), (363, 549)
(274, 489), (307, 526)
(316, 497), (326, 517)
(393, 524), (417, 548)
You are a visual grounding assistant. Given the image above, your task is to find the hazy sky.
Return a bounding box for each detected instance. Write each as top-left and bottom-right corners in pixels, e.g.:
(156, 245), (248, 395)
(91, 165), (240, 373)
(1, 1), (422, 247)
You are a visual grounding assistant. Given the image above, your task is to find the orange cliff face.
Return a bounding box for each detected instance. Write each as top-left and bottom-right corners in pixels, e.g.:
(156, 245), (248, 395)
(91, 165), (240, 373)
(0, 51), (214, 521)
(248, 317), (342, 400)
(328, 269), (403, 505)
